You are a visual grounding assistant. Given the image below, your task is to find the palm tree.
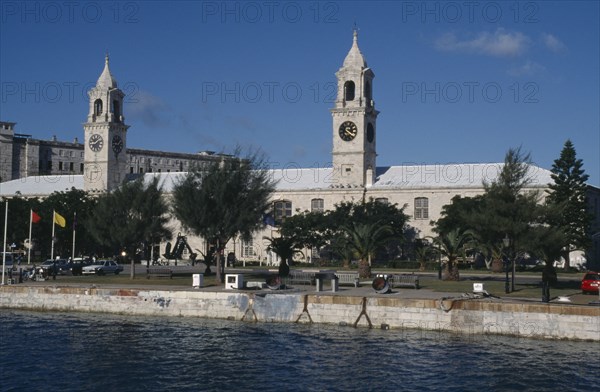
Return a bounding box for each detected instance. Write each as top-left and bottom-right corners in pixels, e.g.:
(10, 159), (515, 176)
(340, 220), (394, 278)
(263, 235), (303, 278)
(429, 229), (475, 281)
(414, 242), (433, 272)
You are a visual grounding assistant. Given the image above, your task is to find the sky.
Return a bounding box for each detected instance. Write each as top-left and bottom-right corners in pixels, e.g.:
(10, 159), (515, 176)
(1, 1), (599, 186)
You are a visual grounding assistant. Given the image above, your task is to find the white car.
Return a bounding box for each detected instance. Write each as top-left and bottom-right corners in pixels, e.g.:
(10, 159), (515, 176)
(82, 260), (123, 275)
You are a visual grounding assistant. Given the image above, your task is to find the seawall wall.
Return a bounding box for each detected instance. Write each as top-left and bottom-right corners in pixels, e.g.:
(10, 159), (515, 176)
(1, 286), (598, 341)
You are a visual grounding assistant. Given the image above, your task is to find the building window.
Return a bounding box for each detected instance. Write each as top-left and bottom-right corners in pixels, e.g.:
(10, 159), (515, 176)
(242, 239), (256, 258)
(59, 150), (63, 157)
(375, 197), (389, 204)
(311, 198), (324, 212)
(414, 197), (429, 220)
(344, 81), (355, 101)
(58, 162), (63, 171)
(47, 161), (52, 170)
(130, 167), (134, 174)
(273, 200), (292, 225)
(113, 100), (121, 121)
(69, 151), (74, 157)
(94, 99), (103, 115)
(80, 163), (84, 173)
(69, 162), (74, 172)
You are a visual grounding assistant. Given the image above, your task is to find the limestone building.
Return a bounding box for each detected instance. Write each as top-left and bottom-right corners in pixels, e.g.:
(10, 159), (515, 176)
(1, 32), (599, 266)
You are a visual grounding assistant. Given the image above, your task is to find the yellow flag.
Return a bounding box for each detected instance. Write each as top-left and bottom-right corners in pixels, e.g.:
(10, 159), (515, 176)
(54, 211), (66, 228)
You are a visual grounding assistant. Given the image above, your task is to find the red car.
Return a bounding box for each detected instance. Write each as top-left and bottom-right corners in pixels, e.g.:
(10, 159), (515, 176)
(581, 272), (600, 294)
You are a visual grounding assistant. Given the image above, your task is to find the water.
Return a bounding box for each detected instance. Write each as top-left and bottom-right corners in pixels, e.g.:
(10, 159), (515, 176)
(1, 310), (598, 392)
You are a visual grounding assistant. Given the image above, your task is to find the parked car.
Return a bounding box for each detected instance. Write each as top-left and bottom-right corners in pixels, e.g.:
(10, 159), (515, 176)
(82, 260), (123, 275)
(40, 259), (70, 275)
(581, 271), (600, 294)
(1, 252), (15, 273)
(516, 258), (545, 272)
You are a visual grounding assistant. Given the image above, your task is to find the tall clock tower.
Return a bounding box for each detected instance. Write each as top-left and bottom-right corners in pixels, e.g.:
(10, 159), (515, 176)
(83, 54), (129, 192)
(331, 30), (379, 188)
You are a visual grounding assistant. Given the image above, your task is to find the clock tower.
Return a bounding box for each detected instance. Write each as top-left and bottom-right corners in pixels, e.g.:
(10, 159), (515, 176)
(83, 54), (129, 192)
(331, 29), (379, 188)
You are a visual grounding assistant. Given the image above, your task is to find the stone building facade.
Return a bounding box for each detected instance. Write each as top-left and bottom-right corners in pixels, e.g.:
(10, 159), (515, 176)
(1, 32), (599, 266)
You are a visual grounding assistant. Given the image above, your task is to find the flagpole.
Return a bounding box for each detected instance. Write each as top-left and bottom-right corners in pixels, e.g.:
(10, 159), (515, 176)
(72, 212), (76, 260)
(2, 200), (8, 285)
(51, 210), (56, 260)
(28, 209), (33, 264)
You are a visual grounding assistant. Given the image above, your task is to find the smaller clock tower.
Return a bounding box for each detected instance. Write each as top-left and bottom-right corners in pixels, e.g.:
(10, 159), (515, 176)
(83, 54), (129, 192)
(331, 29), (379, 188)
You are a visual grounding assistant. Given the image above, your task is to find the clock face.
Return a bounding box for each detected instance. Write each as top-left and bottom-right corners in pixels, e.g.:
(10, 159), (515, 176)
(112, 135), (123, 154)
(339, 121), (358, 141)
(88, 134), (104, 152)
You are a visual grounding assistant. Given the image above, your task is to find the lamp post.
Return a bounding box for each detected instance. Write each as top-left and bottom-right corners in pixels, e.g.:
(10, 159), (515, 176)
(503, 234), (510, 294)
(438, 243), (442, 280)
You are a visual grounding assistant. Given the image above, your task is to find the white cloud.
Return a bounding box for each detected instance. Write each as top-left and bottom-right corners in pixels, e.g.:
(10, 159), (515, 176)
(542, 33), (567, 53)
(435, 29), (530, 57)
(128, 90), (171, 128)
(507, 60), (546, 76)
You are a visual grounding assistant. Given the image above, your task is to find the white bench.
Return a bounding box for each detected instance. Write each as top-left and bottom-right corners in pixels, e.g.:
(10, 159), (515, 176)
(335, 272), (360, 287)
(390, 274), (419, 289)
(287, 271), (315, 285)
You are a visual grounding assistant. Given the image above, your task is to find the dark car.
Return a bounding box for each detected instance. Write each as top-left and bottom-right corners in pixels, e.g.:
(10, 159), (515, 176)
(40, 259), (70, 275)
(581, 271), (600, 294)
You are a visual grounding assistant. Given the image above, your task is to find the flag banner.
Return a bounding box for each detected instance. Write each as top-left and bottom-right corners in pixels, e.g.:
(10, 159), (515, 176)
(262, 213), (275, 227)
(31, 211), (41, 223)
(54, 211), (66, 228)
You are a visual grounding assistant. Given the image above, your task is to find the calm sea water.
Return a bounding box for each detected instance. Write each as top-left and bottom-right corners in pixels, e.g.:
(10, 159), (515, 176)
(1, 310), (598, 392)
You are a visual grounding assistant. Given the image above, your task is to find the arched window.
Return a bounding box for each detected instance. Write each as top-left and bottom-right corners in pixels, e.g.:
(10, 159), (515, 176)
(344, 81), (355, 101)
(311, 198), (324, 212)
(94, 99), (103, 116)
(113, 100), (121, 121)
(367, 123), (375, 143)
(414, 197), (429, 219)
(273, 200), (292, 225)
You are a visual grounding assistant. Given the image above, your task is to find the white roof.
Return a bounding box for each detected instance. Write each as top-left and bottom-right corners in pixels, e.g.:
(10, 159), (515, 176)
(372, 163), (554, 189)
(0, 163), (554, 197)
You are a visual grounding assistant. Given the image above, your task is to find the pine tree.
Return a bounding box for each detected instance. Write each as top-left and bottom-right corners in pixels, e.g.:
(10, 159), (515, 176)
(171, 149), (275, 282)
(546, 140), (591, 269)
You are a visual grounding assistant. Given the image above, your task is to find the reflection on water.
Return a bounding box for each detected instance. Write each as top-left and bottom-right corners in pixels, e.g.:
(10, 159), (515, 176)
(1, 310), (598, 392)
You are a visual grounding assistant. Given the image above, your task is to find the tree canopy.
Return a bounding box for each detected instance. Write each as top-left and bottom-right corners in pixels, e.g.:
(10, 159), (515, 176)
(172, 149), (276, 282)
(87, 177), (171, 278)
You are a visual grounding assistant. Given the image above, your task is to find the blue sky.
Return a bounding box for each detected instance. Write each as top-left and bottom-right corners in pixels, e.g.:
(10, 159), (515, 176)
(1, 1), (599, 185)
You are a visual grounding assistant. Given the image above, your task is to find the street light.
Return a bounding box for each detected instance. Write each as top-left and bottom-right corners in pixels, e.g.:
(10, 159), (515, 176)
(503, 234), (510, 294)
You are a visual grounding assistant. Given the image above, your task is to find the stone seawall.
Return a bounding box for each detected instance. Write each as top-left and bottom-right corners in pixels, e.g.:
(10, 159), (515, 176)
(1, 286), (599, 341)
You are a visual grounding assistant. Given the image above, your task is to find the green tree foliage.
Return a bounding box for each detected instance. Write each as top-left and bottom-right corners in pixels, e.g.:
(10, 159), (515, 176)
(434, 147), (565, 272)
(0, 189), (98, 263)
(279, 211), (331, 251)
(546, 140), (591, 269)
(172, 150), (276, 282)
(0, 195), (38, 254)
(429, 228), (475, 281)
(87, 177), (171, 278)
(39, 188), (98, 260)
(333, 199), (407, 274)
(263, 236), (303, 277)
(340, 220), (394, 278)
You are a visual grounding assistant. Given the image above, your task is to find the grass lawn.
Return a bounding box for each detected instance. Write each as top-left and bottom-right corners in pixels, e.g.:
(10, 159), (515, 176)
(420, 278), (581, 299)
(52, 273), (222, 288)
